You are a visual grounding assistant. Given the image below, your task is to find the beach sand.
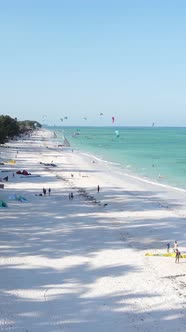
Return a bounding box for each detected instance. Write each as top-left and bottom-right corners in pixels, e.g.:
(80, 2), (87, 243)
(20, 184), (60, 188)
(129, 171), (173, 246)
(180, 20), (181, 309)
(0, 128), (186, 331)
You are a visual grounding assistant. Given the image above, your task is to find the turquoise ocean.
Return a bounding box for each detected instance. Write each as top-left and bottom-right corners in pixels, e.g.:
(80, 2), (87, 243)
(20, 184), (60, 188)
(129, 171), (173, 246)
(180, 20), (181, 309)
(49, 126), (186, 190)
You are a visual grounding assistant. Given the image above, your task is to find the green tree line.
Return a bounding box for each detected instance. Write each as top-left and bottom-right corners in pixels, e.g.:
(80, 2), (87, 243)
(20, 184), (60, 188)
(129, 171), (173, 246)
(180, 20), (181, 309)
(0, 115), (41, 144)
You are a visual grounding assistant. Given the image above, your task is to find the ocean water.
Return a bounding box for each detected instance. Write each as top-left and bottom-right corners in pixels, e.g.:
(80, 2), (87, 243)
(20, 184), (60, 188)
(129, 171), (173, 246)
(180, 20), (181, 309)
(50, 126), (186, 190)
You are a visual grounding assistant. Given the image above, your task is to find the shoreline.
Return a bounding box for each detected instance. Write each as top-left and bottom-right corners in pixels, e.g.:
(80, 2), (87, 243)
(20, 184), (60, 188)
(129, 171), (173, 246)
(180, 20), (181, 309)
(52, 131), (186, 220)
(80, 151), (186, 194)
(54, 126), (186, 192)
(0, 128), (186, 331)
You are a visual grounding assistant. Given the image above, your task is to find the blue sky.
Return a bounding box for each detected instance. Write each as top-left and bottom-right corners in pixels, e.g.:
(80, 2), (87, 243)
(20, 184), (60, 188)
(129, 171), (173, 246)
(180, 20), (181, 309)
(0, 0), (186, 126)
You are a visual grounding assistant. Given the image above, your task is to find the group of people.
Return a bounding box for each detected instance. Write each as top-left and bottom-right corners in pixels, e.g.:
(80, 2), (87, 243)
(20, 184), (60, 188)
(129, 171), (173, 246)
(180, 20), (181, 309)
(167, 241), (181, 263)
(39, 184), (100, 201)
(40, 185), (100, 200)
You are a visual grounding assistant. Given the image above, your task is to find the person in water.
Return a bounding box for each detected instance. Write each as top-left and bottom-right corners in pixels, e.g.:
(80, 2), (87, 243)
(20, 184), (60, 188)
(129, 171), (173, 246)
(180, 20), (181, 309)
(97, 185), (100, 193)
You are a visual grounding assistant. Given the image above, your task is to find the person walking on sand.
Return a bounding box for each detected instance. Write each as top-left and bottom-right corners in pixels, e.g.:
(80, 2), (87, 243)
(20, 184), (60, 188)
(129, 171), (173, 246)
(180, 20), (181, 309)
(175, 249), (181, 263)
(97, 185), (100, 193)
(43, 188), (46, 196)
(48, 188), (51, 196)
(69, 192), (73, 200)
(166, 242), (170, 253)
(173, 241), (178, 252)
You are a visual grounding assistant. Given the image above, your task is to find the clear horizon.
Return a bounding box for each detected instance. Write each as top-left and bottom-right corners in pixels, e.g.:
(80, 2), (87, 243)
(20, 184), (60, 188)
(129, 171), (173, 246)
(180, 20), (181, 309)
(0, 1), (186, 127)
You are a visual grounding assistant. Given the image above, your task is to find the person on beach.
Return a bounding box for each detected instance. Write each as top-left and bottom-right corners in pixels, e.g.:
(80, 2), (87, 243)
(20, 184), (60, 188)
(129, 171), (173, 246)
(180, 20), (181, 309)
(175, 249), (181, 263)
(43, 188), (46, 196)
(166, 242), (170, 253)
(68, 192), (74, 200)
(69, 192), (73, 200)
(48, 188), (51, 196)
(173, 241), (178, 252)
(97, 185), (100, 193)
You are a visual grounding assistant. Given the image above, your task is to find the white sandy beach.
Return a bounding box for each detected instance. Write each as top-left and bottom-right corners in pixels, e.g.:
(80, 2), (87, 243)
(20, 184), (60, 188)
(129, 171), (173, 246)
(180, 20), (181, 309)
(0, 128), (186, 332)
